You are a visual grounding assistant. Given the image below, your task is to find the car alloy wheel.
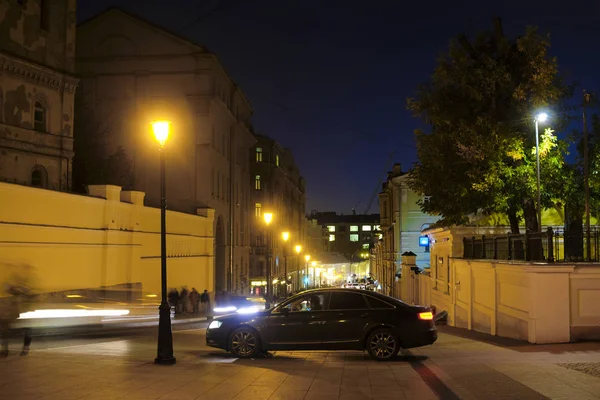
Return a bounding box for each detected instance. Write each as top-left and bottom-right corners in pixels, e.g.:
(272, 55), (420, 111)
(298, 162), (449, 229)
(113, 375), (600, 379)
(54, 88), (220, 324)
(367, 329), (399, 361)
(230, 328), (260, 358)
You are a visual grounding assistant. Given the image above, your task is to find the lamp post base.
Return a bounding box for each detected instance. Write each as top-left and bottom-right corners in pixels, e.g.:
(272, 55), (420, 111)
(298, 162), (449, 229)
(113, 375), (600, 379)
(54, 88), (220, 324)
(154, 301), (176, 365)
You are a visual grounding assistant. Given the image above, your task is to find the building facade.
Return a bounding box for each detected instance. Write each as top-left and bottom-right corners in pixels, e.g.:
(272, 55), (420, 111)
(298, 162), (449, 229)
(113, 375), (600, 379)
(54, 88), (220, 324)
(377, 163), (440, 292)
(0, 0), (79, 191)
(249, 135), (306, 296)
(309, 211), (381, 260)
(76, 9), (255, 296)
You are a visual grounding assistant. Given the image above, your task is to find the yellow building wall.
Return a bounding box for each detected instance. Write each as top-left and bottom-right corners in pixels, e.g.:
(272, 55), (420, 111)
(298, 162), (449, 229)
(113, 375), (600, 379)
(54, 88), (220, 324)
(0, 183), (214, 297)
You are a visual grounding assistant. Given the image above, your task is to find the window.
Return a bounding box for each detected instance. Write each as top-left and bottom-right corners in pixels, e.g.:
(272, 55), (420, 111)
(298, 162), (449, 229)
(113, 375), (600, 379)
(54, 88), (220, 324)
(329, 234), (335, 242)
(256, 147), (262, 162)
(329, 292), (367, 310)
(362, 225), (372, 232)
(365, 296), (394, 309)
(40, 0), (49, 30)
(255, 203), (262, 217)
(275, 154), (280, 166)
(350, 234), (359, 242)
(277, 293), (328, 313)
(362, 243), (369, 249)
(33, 101), (46, 131)
(350, 226), (358, 232)
(255, 175), (261, 190)
(327, 225), (335, 232)
(30, 165), (47, 188)
(374, 225), (381, 231)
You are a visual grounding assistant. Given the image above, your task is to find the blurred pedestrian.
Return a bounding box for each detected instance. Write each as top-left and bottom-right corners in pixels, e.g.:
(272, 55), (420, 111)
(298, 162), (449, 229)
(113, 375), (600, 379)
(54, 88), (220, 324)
(180, 287), (189, 315)
(167, 288), (180, 315)
(189, 288), (200, 314)
(0, 283), (32, 356)
(200, 289), (210, 312)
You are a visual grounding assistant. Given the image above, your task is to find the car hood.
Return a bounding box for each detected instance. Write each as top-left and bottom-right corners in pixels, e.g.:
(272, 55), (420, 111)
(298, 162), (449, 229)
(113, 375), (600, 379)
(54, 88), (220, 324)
(214, 309), (271, 323)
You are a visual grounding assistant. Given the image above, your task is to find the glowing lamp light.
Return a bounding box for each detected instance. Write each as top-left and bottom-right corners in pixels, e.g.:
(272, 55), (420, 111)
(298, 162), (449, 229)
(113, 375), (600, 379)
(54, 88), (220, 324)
(19, 309), (130, 319)
(536, 112), (548, 123)
(151, 120), (171, 146)
(282, 232), (290, 241)
(305, 254), (311, 262)
(263, 212), (273, 226)
(295, 245), (302, 254)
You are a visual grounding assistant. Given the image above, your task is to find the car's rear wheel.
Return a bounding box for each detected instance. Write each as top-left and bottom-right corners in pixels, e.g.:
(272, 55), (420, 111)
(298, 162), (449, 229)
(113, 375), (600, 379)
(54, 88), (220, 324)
(366, 329), (400, 361)
(229, 327), (261, 358)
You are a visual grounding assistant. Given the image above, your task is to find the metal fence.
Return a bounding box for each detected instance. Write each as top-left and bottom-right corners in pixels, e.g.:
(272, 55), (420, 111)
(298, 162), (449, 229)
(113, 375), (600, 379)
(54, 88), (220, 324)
(463, 227), (600, 263)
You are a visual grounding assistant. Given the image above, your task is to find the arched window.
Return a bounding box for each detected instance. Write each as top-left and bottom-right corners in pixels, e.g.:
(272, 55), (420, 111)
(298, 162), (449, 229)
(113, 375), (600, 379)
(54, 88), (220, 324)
(34, 101), (46, 132)
(31, 165), (48, 188)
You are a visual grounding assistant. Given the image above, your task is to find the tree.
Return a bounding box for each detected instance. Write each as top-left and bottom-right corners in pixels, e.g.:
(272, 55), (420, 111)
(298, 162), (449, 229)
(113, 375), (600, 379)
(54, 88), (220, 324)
(407, 18), (571, 233)
(72, 100), (135, 194)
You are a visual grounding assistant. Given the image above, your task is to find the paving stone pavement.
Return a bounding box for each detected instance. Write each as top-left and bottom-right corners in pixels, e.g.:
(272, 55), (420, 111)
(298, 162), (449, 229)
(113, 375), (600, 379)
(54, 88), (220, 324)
(0, 328), (598, 400)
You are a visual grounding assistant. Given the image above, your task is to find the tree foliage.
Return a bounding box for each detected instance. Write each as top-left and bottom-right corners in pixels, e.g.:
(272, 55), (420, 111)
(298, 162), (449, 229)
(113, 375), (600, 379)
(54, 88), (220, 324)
(72, 100), (135, 194)
(407, 18), (571, 233)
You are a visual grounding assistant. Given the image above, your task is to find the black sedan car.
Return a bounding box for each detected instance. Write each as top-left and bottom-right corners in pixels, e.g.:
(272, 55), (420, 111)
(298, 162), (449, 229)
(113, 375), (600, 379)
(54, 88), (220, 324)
(206, 288), (437, 361)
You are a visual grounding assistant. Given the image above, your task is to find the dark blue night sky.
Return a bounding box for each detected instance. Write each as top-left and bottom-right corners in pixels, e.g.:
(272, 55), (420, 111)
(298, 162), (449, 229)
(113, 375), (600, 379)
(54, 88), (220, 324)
(77, 0), (600, 214)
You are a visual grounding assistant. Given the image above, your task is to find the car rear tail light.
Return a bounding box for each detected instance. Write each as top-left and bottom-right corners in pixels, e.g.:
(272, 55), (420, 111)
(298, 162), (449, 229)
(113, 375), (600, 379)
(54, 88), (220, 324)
(418, 311), (433, 321)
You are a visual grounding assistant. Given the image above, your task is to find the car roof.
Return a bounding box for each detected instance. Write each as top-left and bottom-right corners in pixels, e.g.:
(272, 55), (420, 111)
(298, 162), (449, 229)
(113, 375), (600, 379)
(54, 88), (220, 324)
(293, 288), (406, 305)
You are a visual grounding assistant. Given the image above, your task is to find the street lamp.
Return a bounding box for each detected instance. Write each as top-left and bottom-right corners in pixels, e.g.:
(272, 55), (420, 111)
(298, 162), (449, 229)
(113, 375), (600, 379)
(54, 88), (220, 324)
(535, 112), (548, 233)
(151, 120), (175, 366)
(281, 232), (290, 298)
(294, 245), (302, 292)
(263, 212), (274, 308)
(304, 254), (311, 289)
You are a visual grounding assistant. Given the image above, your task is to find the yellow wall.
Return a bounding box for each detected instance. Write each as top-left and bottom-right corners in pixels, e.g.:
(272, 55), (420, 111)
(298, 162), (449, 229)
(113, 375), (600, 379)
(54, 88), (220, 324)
(419, 225), (600, 343)
(0, 183), (214, 297)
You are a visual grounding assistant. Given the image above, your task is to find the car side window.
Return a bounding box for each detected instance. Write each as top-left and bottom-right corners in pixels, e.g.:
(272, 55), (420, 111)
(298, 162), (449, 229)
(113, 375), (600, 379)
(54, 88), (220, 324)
(365, 296), (394, 309)
(329, 292), (368, 310)
(278, 293), (328, 313)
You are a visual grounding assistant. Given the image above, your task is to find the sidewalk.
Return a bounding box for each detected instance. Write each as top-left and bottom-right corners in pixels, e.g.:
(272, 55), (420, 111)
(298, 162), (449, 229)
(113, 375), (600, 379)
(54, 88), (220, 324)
(0, 328), (598, 399)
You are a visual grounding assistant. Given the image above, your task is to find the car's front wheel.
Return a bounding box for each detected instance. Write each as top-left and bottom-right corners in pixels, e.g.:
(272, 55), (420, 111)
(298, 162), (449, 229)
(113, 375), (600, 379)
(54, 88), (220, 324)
(366, 328), (400, 361)
(229, 327), (261, 358)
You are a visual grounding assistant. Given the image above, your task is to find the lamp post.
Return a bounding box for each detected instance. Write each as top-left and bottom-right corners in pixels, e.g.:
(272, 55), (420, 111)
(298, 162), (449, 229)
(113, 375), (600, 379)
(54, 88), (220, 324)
(281, 232), (290, 297)
(263, 212), (274, 308)
(304, 254), (311, 289)
(151, 120), (176, 366)
(583, 91), (592, 260)
(534, 112), (548, 233)
(294, 245), (301, 292)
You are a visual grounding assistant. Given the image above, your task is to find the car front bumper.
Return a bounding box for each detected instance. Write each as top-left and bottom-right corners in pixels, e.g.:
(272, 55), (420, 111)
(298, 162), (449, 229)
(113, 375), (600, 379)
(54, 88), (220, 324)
(206, 328), (228, 350)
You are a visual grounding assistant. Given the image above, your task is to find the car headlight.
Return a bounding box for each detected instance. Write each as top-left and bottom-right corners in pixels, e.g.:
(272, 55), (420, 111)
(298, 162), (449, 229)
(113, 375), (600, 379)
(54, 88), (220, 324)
(208, 320), (223, 330)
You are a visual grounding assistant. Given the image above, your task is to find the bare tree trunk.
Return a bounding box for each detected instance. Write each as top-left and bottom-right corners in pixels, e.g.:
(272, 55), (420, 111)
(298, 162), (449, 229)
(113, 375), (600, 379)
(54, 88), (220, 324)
(523, 198), (543, 260)
(508, 209), (520, 234)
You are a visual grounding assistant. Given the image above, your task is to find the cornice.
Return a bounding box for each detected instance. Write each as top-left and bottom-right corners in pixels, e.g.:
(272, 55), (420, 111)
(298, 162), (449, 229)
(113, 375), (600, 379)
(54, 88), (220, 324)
(0, 53), (79, 93)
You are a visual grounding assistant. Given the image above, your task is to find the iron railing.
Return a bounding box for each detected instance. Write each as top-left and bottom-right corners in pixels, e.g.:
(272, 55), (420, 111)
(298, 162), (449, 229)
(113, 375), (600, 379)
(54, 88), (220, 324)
(463, 227), (600, 263)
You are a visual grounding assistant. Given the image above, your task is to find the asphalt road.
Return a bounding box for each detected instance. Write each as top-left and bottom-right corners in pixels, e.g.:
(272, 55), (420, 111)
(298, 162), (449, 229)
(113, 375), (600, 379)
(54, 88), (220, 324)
(12, 319), (211, 352)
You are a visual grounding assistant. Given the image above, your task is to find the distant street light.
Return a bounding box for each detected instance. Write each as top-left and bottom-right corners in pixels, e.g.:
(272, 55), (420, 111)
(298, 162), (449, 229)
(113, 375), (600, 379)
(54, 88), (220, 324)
(263, 212), (274, 308)
(294, 245), (302, 292)
(151, 120), (175, 366)
(281, 232), (290, 298)
(535, 113), (548, 232)
(304, 254), (311, 289)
